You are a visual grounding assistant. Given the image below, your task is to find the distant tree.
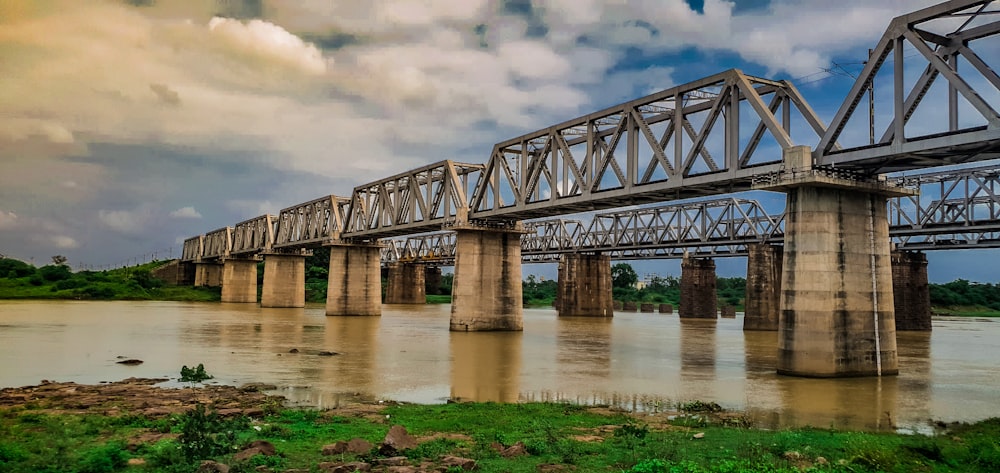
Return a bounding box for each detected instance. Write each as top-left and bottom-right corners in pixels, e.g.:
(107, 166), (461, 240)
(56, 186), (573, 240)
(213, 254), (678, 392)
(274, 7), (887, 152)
(612, 263), (638, 289)
(51, 255), (68, 266)
(38, 264), (71, 282)
(0, 258), (35, 278)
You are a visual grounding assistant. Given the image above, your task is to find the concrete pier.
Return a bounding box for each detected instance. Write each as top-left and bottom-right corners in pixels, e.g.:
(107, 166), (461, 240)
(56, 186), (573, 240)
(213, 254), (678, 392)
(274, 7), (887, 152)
(194, 262), (223, 287)
(221, 259), (258, 303)
(555, 253), (613, 317)
(384, 262), (426, 304)
(326, 243), (382, 316)
(450, 223), (523, 331)
(680, 255), (716, 318)
(261, 254), (306, 308)
(758, 146), (911, 378)
(891, 250), (932, 331)
(744, 243), (783, 331)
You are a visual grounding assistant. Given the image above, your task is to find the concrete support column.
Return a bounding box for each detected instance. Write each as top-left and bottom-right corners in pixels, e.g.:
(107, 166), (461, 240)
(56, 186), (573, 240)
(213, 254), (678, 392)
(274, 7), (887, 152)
(221, 259), (258, 303)
(761, 146), (907, 377)
(450, 224), (524, 331)
(194, 262), (223, 287)
(680, 255), (716, 318)
(326, 243), (382, 316)
(744, 243), (783, 331)
(891, 250), (931, 331)
(384, 262), (427, 304)
(261, 254), (306, 308)
(178, 262), (196, 286)
(555, 253), (613, 317)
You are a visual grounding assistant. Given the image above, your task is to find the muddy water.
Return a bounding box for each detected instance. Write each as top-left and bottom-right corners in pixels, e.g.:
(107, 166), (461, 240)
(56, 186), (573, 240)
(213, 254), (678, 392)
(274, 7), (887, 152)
(1, 300), (998, 432)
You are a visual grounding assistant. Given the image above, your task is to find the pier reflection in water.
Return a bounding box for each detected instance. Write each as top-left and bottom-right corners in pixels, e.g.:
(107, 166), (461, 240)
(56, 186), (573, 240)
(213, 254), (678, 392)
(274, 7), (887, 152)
(1, 300), (998, 431)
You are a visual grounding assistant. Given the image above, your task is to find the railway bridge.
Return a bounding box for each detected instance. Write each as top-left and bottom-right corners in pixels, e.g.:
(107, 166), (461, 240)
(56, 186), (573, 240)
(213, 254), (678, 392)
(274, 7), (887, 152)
(175, 0), (1000, 377)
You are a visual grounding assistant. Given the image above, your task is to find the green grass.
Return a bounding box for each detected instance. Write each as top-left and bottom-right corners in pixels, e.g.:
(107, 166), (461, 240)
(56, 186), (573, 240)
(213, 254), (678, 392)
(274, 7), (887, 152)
(3, 402), (1000, 473)
(933, 306), (1000, 317)
(425, 294), (452, 304)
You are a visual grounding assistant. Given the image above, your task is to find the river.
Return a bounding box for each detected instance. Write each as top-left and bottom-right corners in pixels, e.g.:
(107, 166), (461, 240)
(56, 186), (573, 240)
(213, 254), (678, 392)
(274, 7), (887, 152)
(1, 300), (998, 432)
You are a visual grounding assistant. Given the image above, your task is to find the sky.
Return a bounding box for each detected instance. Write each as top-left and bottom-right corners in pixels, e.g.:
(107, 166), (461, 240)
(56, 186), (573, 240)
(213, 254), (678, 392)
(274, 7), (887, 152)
(0, 0), (997, 283)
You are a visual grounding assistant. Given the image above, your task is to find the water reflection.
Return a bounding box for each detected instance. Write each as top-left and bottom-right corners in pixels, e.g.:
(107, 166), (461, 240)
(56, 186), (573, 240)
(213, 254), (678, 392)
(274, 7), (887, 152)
(556, 317), (612, 378)
(450, 332), (522, 402)
(2, 301), (999, 432)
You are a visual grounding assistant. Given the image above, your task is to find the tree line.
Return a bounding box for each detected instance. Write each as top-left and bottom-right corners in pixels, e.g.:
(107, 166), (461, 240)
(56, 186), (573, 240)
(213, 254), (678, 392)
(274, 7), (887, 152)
(3, 257), (1000, 313)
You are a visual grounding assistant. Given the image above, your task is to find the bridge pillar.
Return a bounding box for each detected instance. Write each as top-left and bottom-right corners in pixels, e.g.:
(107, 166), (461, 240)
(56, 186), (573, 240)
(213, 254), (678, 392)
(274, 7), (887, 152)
(450, 223), (524, 331)
(891, 250), (932, 331)
(261, 254), (306, 308)
(555, 253), (613, 317)
(326, 242), (382, 316)
(744, 243), (783, 331)
(194, 262), (223, 287)
(384, 262), (426, 304)
(221, 259), (258, 303)
(758, 145), (915, 377)
(680, 254), (717, 318)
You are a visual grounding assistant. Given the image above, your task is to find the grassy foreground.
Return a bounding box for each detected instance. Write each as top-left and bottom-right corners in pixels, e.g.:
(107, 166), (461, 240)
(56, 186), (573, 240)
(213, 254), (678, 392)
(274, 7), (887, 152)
(2, 396), (1000, 473)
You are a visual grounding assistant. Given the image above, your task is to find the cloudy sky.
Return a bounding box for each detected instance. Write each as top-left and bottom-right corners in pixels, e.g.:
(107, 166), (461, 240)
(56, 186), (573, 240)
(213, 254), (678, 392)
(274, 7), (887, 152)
(1, 0), (996, 282)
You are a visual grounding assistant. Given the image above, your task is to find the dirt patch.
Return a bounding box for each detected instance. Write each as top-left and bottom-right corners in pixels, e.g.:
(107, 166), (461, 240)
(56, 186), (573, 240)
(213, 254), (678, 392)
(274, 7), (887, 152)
(0, 378), (282, 418)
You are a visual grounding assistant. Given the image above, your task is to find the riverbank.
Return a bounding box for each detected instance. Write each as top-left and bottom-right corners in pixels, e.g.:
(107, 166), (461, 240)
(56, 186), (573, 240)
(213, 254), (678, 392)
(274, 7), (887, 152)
(1, 379), (998, 473)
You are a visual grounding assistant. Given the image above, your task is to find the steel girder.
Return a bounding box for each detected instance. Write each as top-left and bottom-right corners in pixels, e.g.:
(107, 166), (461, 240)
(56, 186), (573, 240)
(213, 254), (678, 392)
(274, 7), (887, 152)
(202, 227), (232, 260)
(381, 231), (457, 265)
(180, 236), (203, 262)
(817, 0), (1000, 171)
(273, 195), (350, 249)
(343, 160), (484, 239)
(467, 69), (829, 222)
(380, 162), (1000, 264)
(230, 214), (275, 257)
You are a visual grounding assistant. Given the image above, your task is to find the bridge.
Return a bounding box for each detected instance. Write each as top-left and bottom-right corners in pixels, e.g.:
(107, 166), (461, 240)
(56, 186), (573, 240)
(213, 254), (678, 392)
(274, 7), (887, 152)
(172, 0), (1000, 378)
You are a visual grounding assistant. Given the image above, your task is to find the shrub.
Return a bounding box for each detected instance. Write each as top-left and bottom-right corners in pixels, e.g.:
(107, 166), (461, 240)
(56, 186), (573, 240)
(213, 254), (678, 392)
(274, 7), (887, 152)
(77, 441), (129, 473)
(179, 364), (213, 383)
(38, 265), (71, 282)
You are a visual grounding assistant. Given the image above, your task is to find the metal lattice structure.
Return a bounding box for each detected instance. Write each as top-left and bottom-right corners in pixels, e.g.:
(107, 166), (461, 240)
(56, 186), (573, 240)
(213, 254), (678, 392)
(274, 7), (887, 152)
(202, 227), (232, 260)
(177, 0), (1000, 262)
(577, 199), (781, 252)
(344, 161), (483, 239)
(273, 195), (350, 249)
(817, 0), (1000, 171)
(180, 236), (203, 262)
(380, 162), (1000, 264)
(230, 215), (275, 257)
(468, 69), (828, 221)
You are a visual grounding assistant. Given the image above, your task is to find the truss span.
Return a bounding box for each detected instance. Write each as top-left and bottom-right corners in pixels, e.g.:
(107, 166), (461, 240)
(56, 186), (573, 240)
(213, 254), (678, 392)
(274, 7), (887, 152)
(468, 69), (829, 222)
(274, 195), (350, 249)
(818, 0), (1000, 171)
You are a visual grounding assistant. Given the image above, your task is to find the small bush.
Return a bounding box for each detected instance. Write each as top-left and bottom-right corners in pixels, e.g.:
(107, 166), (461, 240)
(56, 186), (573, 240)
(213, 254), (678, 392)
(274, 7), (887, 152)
(77, 441), (129, 473)
(177, 404), (249, 461)
(179, 363), (213, 383)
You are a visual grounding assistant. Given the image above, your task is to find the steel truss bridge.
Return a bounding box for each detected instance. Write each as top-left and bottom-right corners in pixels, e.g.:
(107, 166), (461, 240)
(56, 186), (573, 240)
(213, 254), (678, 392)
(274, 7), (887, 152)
(181, 0), (1000, 264)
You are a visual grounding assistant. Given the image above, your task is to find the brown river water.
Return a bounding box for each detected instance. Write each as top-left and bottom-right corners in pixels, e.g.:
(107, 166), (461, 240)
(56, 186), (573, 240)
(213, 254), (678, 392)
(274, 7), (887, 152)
(1, 300), (998, 432)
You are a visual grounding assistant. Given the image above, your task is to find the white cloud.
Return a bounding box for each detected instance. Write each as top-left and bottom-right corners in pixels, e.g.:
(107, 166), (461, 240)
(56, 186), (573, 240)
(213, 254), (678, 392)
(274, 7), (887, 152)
(169, 206), (203, 219)
(50, 235), (79, 249)
(0, 211), (19, 229)
(98, 208), (150, 235)
(207, 17), (328, 75)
